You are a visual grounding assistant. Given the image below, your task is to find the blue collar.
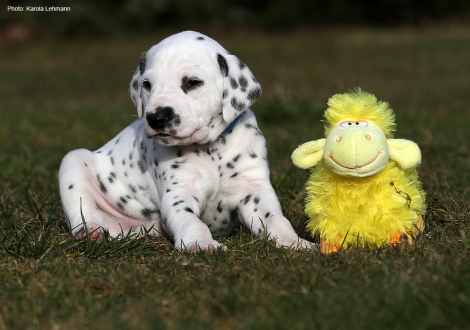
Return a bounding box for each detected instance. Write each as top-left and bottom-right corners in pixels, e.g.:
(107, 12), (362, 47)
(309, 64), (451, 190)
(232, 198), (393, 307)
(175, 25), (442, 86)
(218, 114), (242, 139)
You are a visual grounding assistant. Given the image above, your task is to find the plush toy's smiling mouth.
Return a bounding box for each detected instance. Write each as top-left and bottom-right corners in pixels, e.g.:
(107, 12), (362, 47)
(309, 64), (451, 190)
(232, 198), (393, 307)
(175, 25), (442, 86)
(327, 150), (383, 170)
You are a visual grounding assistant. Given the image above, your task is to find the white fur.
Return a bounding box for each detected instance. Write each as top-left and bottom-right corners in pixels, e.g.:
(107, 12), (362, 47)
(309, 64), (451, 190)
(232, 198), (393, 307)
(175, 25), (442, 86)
(59, 31), (313, 251)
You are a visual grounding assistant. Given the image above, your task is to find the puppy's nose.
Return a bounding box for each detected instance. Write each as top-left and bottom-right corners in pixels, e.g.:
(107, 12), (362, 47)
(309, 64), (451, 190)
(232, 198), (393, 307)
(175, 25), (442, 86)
(146, 106), (175, 130)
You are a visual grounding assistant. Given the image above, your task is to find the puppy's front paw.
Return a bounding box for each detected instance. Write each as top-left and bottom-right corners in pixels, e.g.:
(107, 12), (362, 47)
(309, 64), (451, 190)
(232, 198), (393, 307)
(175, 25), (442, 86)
(183, 240), (227, 253)
(276, 237), (316, 250)
(76, 224), (106, 241)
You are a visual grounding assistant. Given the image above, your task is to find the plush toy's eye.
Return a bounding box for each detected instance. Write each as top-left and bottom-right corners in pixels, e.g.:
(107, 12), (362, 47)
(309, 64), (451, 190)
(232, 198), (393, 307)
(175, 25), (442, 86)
(340, 121), (368, 128)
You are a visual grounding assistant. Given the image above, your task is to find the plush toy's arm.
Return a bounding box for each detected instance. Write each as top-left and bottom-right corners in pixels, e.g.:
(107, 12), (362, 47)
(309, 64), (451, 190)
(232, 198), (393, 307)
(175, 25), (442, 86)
(291, 139), (326, 169)
(388, 139), (421, 169)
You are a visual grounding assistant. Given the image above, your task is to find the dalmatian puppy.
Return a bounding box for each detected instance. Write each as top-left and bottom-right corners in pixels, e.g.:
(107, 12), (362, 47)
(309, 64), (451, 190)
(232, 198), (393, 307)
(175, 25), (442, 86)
(59, 31), (313, 252)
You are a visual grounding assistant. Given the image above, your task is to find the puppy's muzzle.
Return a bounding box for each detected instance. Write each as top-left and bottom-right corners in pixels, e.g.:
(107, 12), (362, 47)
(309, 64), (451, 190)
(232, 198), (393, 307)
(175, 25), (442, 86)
(146, 106), (175, 131)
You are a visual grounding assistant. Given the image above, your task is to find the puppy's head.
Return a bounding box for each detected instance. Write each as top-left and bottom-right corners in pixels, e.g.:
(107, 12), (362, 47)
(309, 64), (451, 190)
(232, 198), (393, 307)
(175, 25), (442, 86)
(129, 31), (262, 146)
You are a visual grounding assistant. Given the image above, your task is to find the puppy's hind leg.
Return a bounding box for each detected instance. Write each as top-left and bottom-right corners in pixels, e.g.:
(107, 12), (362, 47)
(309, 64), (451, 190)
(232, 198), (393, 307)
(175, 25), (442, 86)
(59, 149), (106, 240)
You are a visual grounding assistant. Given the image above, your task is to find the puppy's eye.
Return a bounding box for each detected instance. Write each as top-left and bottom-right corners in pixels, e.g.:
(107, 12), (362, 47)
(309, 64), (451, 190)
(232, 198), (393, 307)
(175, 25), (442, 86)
(187, 77), (203, 88)
(142, 79), (151, 91)
(182, 76), (204, 93)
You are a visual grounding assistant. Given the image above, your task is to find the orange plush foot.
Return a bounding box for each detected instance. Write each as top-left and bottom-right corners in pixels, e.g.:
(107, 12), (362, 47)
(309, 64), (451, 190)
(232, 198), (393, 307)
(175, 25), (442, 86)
(389, 218), (425, 246)
(389, 231), (413, 245)
(320, 238), (341, 254)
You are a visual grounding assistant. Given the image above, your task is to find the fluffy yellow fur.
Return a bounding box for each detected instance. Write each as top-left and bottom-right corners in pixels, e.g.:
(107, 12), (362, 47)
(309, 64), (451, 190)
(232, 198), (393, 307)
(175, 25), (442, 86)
(324, 89), (396, 138)
(305, 161), (426, 248)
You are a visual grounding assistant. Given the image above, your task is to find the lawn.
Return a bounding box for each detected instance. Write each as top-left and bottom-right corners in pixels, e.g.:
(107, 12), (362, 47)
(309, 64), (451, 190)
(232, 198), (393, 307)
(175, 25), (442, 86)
(1, 25), (470, 329)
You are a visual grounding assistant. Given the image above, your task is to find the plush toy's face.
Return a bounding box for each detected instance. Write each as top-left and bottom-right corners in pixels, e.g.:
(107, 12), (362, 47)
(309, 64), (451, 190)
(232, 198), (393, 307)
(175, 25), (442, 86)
(291, 90), (422, 177)
(324, 120), (389, 178)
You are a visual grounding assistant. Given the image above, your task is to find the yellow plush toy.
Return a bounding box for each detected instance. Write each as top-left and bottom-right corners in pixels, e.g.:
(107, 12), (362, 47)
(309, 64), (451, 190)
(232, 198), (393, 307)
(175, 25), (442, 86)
(291, 89), (426, 253)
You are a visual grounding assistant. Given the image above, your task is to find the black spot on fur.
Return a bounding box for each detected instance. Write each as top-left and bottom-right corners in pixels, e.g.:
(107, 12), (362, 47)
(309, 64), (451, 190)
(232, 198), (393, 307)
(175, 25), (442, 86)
(254, 197), (260, 204)
(222, 89), (228, 99)
(230, 77), (239, 89)
(176, 148), (183, 157)
(129, 184), (137, 193)
(230, 172), (238, 178)
(141, 208), (153, 219)
(227, 162), (234, 169)
(248, 87), (262, 102)
(97, 175), (107, 193)
(238, 60), (246, 70)
(138, 161), (146, 173)
(120, 196), (127, 204)
(217, 201), (223, 213)
(217, 54), (229, 77)
(185, 207), (194, 214)
(139, 52), (147, 75)
(84, 162), (88, 167)
(68, 184), (74, 190)
(265, 212), (271, 219)
(132, 80), (138, 91)
(238, 75), (248, 92)
(249, 152), (258, 159)
(197, 36), (204, 40)
(231, 97), (246, 111)
(244, 194), (252, 205)
(193, 196), (199, 203)
(117, 203), (124, 210)
(171, 164), (179, 169)
(233, 154), (241, 162)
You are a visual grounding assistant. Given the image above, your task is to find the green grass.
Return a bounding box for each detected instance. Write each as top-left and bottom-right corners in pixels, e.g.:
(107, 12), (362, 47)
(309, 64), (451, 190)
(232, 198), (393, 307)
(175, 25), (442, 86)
(1, 25), (470, 329)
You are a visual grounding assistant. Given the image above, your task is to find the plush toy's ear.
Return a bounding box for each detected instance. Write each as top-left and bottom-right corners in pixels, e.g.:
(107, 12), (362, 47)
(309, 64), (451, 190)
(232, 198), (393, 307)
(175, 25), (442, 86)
(217, 53), (262, 123)
(129, 51), (147, 118)
(291, 139), (326, 169)
(388, 139), (421, 169)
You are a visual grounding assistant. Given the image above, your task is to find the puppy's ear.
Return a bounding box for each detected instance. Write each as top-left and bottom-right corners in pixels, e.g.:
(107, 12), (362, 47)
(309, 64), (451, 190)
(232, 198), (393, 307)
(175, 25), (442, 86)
(217, 53), (262, 123)
(129, 51), (147, 118)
